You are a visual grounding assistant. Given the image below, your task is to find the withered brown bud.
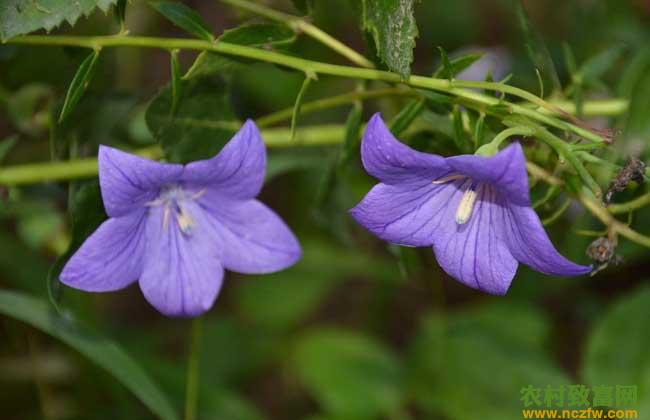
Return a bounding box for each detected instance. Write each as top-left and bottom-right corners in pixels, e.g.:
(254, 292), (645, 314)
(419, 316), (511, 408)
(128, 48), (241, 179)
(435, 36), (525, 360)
(605, 157), (646, 203)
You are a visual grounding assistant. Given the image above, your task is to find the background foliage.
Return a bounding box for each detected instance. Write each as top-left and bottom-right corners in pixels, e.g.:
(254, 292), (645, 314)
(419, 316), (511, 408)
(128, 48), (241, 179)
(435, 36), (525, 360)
(0, 0), (649, 419)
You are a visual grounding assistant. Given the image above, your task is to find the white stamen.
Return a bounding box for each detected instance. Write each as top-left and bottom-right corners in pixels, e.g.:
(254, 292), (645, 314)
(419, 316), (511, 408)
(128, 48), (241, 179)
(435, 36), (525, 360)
(432, 174), (466, 184)
(176, 206), (195, 236)
(455, 184), (480, 225)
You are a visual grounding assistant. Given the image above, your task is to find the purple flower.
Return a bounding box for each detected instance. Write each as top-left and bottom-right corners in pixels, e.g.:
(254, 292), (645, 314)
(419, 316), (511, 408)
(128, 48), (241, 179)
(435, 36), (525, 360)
(350, 114), (590, 295)
(61, 120), (301, 317)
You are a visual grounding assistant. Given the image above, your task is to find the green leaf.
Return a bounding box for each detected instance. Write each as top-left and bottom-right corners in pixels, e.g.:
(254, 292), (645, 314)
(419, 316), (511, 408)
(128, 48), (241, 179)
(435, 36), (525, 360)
(145, 76), (238, 163)
(579, 45), (625, 86)
(291, 74), (315, 142)
(409, 303), (569, 420)
(0, 0), (118, 41)
(583, 286), (650, 412)
(184, 23), (297, 80)
(59, 49), (101, 123)
(389, 98), (424, 137)
(0, 135), (18, 163)
(362, 0), (418, 79)
(291, 0), (315, 15)
(436, 46), (453, 79)
(337, 100), (364, 169)
(433, 52), (483, 79)
(5, 83), (53, 136)
(169, 49), (182, 115)
(149, 1), (214, 41)
(114, 0), (127, 29)
(0, 290), (178, 420)
(514, 0), (561, 96)
(49, 182), (106, 312)
(293, 328), (405, 418)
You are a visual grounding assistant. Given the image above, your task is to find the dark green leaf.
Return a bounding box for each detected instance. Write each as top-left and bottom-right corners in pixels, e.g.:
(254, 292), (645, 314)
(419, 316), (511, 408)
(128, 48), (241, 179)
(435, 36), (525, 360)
(292, 0), (315, 14)
(514, 0), (561, 96)
(0, 290), (178, 420)
(361, 0), (418, 79)
(58, 49), (100, 123)
(149, 1), (213, 41)
(49, 182), (106, 312)
(436, 46), (452, 79)
(452, 105), (467, 152)
(0, 0), (119, 41)
(0, 135), (17, 163)
(389, 98), (424, 136)
(169, 49), (182, 115)
(115, 0), (127, 30)
(145, 76), (238, 163)
(583, 286), (650, 412)
(433, 53), (483, 79)
(293, 328), (405, 417)
(184, 23), (297, 80)
(579, 45), (625, 86)
(410, 304), (568, 420)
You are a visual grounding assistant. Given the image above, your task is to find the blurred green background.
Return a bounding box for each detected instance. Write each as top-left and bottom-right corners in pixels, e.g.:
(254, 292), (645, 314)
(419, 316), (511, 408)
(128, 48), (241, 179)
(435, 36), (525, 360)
(1, 0), (649, 419)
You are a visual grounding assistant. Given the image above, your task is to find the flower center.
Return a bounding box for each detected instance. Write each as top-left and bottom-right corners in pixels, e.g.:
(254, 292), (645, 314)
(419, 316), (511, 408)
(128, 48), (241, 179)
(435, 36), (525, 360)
(432, 175), (480, 225)
(146, 185), (205, 236)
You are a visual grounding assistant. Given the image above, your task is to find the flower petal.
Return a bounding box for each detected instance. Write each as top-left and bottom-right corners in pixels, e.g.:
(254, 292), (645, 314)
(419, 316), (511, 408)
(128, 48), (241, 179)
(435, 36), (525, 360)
(350, 177), (462, 247)
(500, 199), (591, 276)
(197, 191), (301, 274)
(140, 202), (224, 317)
(361, 113), (451, 184)
(99, 145), (184, 217)
(60, 211), (147, 292)
(432, 186), (519, 295)
(182, 119), (266, 199)
(446, 143), (530, 206)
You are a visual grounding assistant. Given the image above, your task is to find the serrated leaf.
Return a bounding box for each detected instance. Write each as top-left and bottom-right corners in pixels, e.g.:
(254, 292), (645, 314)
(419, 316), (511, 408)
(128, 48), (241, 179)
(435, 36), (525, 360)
(149, 0), (213, 41)
(293, 328), (405, 418)
(0, 290), (178, 420)
(145, 76), (238, 163)
(514, 0), (560, 96)
(184, 23), (297, 79)
(583, 286), (650, 412)
(0, 0), (118, 41)
(362, 0), (418, 79)
(58, 49), (100, 123)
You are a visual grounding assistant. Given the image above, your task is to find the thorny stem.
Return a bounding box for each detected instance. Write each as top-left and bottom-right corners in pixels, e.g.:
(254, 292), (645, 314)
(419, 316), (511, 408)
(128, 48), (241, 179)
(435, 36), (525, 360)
(6, 35), (608, 143)
(220, 0), (376, 69)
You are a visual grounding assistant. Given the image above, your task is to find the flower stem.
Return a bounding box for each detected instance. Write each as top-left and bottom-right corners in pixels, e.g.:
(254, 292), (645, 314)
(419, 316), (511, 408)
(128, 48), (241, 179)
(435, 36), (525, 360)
(0, 126), (345, 185)
(6, 35), (608, 143)
(608, 191), (650, 214)
(184, 316), (204, 420)
(219, 0), (376, 68)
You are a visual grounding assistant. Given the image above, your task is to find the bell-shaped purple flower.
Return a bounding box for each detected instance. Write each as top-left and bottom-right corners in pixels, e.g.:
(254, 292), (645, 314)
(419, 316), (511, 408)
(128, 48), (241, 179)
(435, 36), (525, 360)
(350, 114), (590, 295)
(61, 120), (301, 317)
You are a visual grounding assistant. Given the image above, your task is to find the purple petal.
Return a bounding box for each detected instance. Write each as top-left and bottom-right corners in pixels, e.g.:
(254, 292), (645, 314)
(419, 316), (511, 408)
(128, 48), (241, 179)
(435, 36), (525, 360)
(182, 120), (266, 199)
(99, 145), (184, 217)
(432, 186), (518, 295)
(350, 178), (461, 247)
(197, 191), (301, 274)
(500, 199), (591, 276)
(60, 211), (147, 292)
(361, 113), (451, 185)
(139, 202), (224, 317)
(446, 143), (530, 206)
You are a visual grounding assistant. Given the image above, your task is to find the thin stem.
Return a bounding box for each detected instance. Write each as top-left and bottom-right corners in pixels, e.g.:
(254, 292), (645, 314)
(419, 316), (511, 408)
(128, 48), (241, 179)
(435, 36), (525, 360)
(608, 191), (650, 214)
(542, 198), (572, 226)
(6, 35), (608, 143)
(0, 126), (344, 185)
(220, 0), (375, 68)
(184, 317), (204, 420)
(540, 98), (628, 117)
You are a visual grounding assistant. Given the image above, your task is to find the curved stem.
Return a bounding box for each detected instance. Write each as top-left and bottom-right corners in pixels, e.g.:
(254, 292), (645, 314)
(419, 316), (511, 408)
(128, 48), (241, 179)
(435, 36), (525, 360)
(6, 35), (608, 143)
(608, 191), (650, 214)
(220, 0), (375, 68)
(184, 316), (203, 420)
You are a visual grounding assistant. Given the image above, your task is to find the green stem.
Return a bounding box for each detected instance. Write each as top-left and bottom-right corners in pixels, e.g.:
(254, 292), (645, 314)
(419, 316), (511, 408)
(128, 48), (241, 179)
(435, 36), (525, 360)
(220, 0), (375, 68)
(6, 35), (608, 143)
(539, 98), (628, 117)
(608, 191), (650, 214)
(184, 316), (203, 420)
(542, 198), (572, 226)
(0, 126), (344, 185)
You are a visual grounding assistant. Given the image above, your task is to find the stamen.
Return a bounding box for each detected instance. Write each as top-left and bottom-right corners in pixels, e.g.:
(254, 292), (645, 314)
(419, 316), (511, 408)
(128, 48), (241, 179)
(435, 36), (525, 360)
(176, 206), (195, 236)
(455, 183), (480, 225)
(432, 174), (466, 184)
